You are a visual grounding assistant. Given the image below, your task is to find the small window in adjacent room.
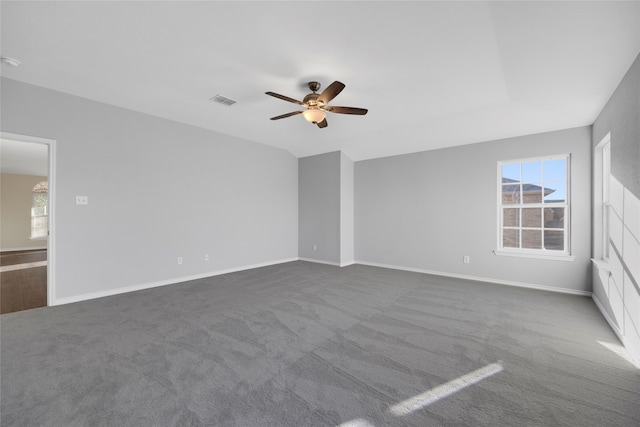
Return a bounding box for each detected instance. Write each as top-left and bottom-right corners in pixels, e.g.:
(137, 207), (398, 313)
(31, 181), (48, 239)
(497, 155), (571, 258)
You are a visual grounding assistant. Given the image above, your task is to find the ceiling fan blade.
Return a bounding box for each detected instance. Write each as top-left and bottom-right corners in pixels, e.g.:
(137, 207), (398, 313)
(265, 92), (304, 105)
(316, 118), (328, 128)
(324, 106), (368, 115)
(317, 81), (345, 104)
(270, 111), (303, 120)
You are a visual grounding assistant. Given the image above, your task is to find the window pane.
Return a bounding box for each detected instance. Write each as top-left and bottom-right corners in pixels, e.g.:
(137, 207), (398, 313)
(544, 207), (564, 229)
(498, 156), (569, 256)
(31, 216), (47, 238)
(544, 159), (566, 181)
(503, 229), (519, 248)
(544, 230), (564, 250)
(503, 208), (520, 227)
(522, 161), (542, 183)
(543, 181), (566, 203)
(31, 191), (48, 239)
(32, 206), (47, 216)
(522, 230), (542, 249)
(502, 184), (520, 204)
(33, 193), (47, 209)
(522, 183), (543, 204)
(522, 208), (541, 228)
(502, 164), (520, 181)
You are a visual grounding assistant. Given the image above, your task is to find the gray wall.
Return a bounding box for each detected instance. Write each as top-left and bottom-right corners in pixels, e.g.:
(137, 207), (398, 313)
(355, 126), (592, 293)
(592, 54), (640, 365)
(340, 152), (355, 266)
(593, 54), (640, 199)
(1, 78), (298, 302)
(298, 151), (341, 263)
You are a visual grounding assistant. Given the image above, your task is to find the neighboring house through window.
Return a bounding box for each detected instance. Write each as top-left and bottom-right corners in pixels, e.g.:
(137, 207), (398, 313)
(31, 181), (48, 239)
(497, 155), (570, 258)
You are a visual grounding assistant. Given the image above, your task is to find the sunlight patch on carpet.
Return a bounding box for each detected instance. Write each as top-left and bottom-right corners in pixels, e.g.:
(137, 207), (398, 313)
(598, 340), (635, 365)
(387, 361), (504, 416)
(336, 418), (375, 427)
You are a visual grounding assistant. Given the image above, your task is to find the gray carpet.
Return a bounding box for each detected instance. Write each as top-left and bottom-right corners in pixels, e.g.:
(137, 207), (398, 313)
(1, 261), (639, 426)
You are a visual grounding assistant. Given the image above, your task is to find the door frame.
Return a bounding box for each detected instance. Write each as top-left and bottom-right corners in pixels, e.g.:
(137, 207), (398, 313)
(1, 131), (56, 306)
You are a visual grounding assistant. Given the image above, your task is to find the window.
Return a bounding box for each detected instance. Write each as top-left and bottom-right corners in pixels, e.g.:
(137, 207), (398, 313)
(31, 181), (48, 239)
(497, 155), (570, 258)
(601, 141), (611, 261)
(594, 133), (611, 262)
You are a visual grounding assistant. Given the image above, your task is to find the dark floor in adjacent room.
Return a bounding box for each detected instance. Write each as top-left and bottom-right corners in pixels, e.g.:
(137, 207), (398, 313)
(0, 249), (47, 314)
(1, 261), (639, 426)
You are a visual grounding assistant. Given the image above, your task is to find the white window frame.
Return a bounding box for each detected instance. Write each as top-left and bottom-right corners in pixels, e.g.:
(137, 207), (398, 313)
(30, 182), (48, 240)
(495, 154), (573, 260)
(593, 133), (611, 263)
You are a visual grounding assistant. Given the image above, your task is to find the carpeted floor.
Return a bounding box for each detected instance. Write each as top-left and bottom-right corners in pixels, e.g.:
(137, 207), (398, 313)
(1, 261), (639, 426)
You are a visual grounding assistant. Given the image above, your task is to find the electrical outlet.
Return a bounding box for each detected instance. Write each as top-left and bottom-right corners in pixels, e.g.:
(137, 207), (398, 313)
(177, 257), (183, 265)
(205, 254), (209, 261)
(463, 255), (470, 264)
(75, 195), (88, 205)
(313, 244), (317, 251)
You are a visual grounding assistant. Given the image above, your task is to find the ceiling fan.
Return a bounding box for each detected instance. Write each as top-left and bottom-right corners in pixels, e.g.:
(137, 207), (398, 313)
(266, 81), (368, 128)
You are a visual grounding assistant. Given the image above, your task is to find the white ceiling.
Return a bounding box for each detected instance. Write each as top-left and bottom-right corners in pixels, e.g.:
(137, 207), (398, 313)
(1, 1), (639, 161)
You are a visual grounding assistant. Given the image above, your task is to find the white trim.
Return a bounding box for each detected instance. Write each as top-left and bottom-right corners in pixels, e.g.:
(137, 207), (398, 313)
(1, 132), (56, 308)
(592, 294), (622, 336)
(0, 247), (47, 252)
(51, 257), (299, 306)
(354, 260), (592, 296)
(298, 257), (341, 267)
(497, 154), (571, 256)
(493, 250), (575, 261)
(591, 258), (611, 272)
(592, 294), (640, 369)
(593, 133), (611, 262)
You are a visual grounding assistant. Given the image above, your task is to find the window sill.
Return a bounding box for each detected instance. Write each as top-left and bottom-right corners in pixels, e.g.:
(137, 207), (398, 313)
(30, 236), (48, 241)
(493, 250), (575, 261)
(591, 258), (610, 272)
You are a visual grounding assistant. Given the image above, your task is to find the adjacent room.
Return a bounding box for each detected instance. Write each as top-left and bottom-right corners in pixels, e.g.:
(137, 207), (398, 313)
(1, 1), (639, 426)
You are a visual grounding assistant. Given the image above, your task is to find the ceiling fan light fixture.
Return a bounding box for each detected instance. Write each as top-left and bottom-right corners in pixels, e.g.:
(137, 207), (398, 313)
(266, 80), (366, 128)
(302, 108), (326, 124)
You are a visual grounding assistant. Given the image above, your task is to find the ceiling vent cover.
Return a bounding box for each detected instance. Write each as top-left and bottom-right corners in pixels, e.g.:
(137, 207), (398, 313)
(210, 94), (236, 106)
(0, 57), (21, 67)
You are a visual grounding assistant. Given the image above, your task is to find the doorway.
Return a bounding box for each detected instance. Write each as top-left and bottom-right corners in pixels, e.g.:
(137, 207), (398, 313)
(0, 132), (56, 313)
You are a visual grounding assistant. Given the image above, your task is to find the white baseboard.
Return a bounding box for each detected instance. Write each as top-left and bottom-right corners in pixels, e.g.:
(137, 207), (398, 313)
(354, 260), (592, 296)
(51, 257), (299, 306)
(1, 246), (47, 252)
(52, 258), (592, 307)
(592, 294), (640, 369)
(298, 258), (355, 268)
(298, 257), (341, 267)
(592, 294), (623, 337)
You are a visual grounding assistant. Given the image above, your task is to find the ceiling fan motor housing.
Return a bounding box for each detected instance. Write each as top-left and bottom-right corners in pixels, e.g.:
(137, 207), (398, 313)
(304, 82), (323, 106)
(303, 93), (321, 106)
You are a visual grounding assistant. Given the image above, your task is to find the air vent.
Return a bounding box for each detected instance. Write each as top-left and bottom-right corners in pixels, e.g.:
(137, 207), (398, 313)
(210, 94), (236, 106)
(0, 57), (21, 67)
